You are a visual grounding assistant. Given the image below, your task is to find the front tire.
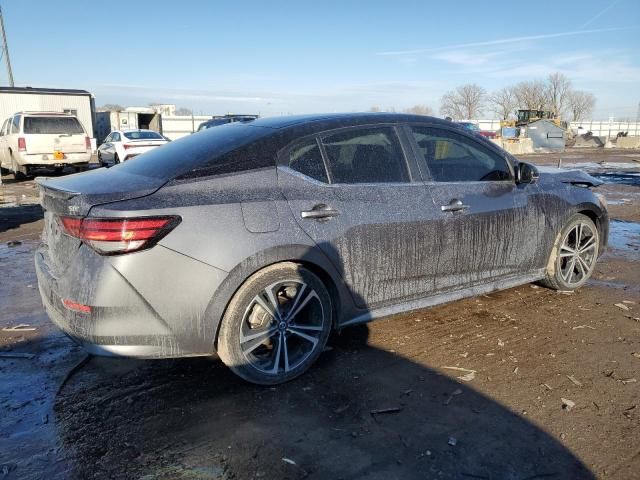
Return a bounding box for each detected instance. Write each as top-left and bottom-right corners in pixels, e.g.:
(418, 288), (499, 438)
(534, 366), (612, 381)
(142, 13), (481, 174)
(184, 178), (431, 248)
(217, 262), (332, 385)
(541, 214), (599, 291)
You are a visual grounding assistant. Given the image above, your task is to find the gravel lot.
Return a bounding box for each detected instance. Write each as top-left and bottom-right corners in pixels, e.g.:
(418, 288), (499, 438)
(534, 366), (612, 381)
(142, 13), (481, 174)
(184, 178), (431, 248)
(1, 148), (639, 480)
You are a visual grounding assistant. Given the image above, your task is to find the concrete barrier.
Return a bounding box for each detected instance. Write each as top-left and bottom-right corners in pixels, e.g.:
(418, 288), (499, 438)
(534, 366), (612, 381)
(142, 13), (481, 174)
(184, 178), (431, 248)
(490, 138), (534, 155)
(573, 135), (604, 148)
(615, 136), (640, 149)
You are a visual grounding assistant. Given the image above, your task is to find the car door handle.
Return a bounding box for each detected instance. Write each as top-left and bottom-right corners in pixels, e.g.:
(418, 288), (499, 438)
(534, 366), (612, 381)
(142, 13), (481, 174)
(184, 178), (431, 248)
(441, 199), (470, 212)
(301, 205), (340, 220)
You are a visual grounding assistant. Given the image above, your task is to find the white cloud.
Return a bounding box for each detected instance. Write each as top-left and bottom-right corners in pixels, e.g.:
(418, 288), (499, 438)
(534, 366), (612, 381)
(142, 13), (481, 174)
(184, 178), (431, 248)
(375, 27), (633, 57)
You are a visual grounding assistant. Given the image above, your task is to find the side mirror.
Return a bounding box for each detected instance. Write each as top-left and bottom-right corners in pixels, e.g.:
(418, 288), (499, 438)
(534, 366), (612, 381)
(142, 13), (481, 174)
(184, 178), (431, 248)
(516, 162), (539, 184)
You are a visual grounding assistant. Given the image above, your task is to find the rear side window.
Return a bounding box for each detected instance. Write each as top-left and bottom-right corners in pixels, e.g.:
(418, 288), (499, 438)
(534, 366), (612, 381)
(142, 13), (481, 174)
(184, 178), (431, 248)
(111, 132), (121, 142)
(288, 138), (328, 183)
(11, 115), (20, 133)
(23, 116), (84, 134)
(411, 126), (512, 182)
(113, 122), (275, 180)
(321, 127), (408, 184)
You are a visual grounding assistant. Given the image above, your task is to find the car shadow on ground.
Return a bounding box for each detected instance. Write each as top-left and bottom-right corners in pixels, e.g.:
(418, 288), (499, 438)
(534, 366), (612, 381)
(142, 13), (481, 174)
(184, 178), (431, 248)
(50, 327), (594, 480)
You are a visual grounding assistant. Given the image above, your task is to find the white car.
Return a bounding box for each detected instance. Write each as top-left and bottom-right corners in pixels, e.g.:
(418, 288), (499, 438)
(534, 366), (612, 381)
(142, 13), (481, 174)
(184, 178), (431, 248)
(0, 112), (92, 178)
(97, 129), (168, 165)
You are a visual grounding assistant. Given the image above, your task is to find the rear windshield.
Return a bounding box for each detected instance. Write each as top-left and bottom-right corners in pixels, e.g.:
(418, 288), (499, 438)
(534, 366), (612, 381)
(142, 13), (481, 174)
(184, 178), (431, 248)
(198, 119), (231, 131)
(23, 116), (84, 134)
(112, 122), (275, 180)
(123, 130), (164, 140)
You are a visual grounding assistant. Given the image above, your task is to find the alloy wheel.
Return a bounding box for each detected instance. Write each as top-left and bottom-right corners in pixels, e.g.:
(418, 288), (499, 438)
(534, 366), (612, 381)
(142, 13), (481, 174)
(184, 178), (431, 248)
(557, 222), (598, 287)
(239, 280), (326, 375)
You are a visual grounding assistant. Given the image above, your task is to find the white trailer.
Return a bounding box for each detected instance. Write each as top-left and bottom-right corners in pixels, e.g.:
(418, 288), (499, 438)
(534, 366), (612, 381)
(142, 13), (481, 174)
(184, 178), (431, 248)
(0, 87), (95, 138)
(95, 108), (163, 144)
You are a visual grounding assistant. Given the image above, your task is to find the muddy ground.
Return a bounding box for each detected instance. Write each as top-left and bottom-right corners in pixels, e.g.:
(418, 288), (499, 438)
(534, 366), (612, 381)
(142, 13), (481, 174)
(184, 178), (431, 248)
(1, 149), (639, 480)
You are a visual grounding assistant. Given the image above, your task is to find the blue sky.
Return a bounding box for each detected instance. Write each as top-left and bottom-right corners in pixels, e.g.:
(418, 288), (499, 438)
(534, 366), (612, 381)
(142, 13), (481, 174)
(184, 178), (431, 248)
(2, 0), (639, 118)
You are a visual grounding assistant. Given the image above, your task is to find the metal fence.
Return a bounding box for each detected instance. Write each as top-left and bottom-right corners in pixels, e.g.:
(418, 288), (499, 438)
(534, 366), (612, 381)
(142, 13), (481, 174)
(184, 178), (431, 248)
(162, 115), (211, 140)
(476, 119), (640, 137)
(161, 115), (640, 140)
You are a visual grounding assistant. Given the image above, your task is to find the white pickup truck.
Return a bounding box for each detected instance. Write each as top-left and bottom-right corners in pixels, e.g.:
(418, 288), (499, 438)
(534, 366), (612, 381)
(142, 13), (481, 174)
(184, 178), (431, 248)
(0, 111), (92, 178)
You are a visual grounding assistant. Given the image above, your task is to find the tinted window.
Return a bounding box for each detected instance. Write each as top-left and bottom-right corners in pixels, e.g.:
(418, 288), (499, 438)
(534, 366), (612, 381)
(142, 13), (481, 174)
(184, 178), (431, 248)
(288, 138), (328, 183)
(123, 130), (164, 140)
(198, 119), (231, 131)
(1, 119), (8, 136)
(112, 132), (121, 142)
(23, 116), (84, 134)
(112, 122), (274, 180)
(12, 115), (20, 133)
(411, 126), (511, 182)
(321, 127), (408, 184)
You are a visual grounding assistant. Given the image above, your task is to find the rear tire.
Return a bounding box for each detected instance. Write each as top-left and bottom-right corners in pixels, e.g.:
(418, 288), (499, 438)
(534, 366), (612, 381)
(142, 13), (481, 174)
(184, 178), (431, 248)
(541, 213), (599, 291)
(114, 154), (120, 164)
(217, 262), (332, 385)
(11, 157), (26, 180)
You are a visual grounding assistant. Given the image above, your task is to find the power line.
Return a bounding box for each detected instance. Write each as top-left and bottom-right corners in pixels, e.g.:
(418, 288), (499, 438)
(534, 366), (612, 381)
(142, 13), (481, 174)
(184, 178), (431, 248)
(0, 5), (14, 87)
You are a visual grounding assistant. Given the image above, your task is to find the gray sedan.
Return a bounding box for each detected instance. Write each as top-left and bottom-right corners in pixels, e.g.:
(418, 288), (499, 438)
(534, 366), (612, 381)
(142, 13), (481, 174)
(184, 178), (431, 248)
(35, 113), (608, 384)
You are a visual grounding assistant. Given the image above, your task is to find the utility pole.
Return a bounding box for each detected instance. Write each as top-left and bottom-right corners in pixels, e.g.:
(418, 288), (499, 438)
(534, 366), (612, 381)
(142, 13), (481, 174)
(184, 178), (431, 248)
(0, 5), (15, 87)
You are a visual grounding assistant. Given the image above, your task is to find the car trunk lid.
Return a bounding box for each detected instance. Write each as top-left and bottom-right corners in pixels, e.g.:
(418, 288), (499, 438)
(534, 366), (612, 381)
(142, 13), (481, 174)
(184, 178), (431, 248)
(37, 168), (167, 274)
(25, 133), (87, 155)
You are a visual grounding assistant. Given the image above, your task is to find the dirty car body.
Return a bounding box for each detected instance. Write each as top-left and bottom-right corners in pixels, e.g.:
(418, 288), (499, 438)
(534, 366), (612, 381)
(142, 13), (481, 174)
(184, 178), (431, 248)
(35, 113), (608, 384)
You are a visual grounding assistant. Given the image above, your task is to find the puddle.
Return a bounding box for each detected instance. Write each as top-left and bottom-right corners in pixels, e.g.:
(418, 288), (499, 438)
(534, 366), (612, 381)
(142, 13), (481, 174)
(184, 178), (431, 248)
(590, 172), (640, 187)
(608, 220), (640, 258)
(607, 198), (633, 205)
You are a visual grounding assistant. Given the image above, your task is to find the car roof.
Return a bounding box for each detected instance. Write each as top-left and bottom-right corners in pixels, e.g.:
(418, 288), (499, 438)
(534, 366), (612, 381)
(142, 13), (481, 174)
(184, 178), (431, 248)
(13, 111), (77, 116)
(249, 112), (456, 130)
(119, 128), (158, 132)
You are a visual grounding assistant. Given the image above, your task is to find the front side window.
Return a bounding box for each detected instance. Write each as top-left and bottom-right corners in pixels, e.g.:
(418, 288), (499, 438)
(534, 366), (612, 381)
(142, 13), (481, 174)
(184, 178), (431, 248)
(11, 115), (21, 133)
(321, 127), (408, 184)
(411, 126), (512, 182)
(288, 138), (328, 183)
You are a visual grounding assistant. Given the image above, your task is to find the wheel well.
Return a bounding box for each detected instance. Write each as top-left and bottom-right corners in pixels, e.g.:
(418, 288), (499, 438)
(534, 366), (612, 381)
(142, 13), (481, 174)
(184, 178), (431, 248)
(295, 260), (341, 329)
(212, 257), (344, 350)
(577, 209), (599, 232)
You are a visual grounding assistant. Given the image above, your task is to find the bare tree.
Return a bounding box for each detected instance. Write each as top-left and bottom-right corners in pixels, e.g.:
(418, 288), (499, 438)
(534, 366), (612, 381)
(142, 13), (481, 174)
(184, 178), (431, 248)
(566, 90), (596, 121)
(439, 84), (486, 119)
(175, 107), (193, 116)
(99, 104), (124, 112)
(488, 87), (518, 120)
(545, 72), (572, 116)
(403, 104), (434, 116)
(513, 80), (548, 110)
(369, 106), (381, 112)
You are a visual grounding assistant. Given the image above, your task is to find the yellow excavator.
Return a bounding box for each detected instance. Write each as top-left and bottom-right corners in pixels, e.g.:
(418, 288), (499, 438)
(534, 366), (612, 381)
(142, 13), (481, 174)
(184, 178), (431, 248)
(501, 109), (562, 128)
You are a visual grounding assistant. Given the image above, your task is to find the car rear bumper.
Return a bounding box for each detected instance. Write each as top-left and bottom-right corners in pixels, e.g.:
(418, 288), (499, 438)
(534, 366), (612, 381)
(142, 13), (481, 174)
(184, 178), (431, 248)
(35, 243), (228, 358)
(18, 152), (92, 166)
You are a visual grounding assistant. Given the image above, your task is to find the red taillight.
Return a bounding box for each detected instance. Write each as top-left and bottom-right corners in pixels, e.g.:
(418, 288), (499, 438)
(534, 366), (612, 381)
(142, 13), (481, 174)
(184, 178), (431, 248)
(85, 136), (91, 151)
(59, 216), (180, 255)
(124, 143), (157, 149)
(18, 137), (26, 151)
(62, 299), (92, 314)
